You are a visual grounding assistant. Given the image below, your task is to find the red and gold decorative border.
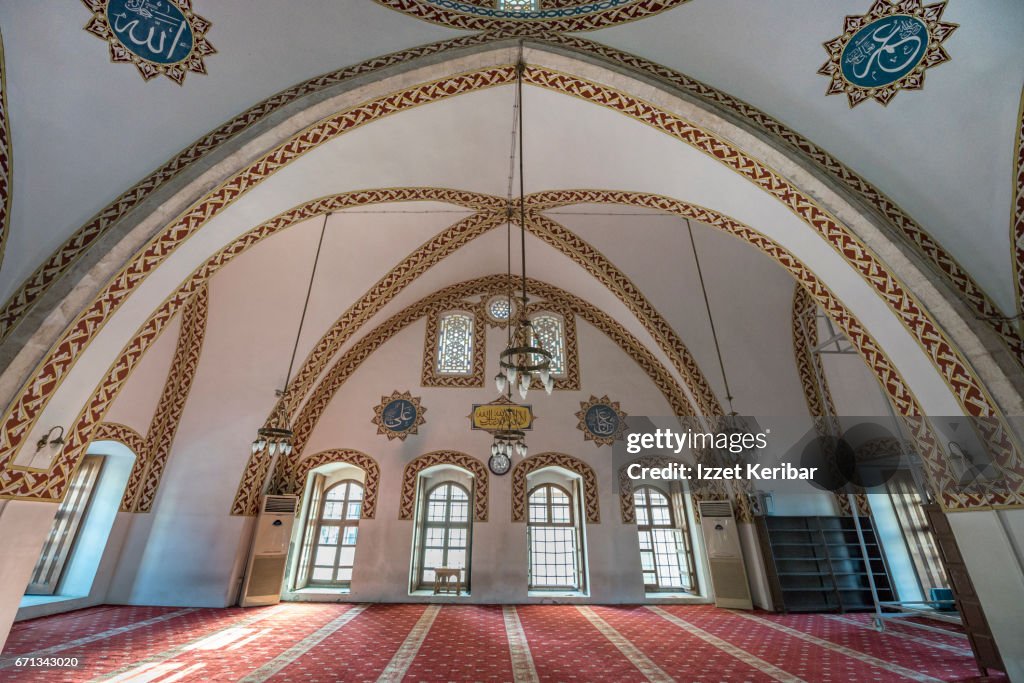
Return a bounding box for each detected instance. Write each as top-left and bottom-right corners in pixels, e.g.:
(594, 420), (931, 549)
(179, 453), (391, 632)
(372, 0), (687, 34)
(92, 421), (146, 455)
(1012, 86), (1024, 330)
(511, 451), (599, 523)
(3, 63), (1018, 513)
(0, 33), (499, 344)
(232, 274), (695, 516)
(540, 34), (1024, 363)
(0, 28), (10, 268)
(398, 450), (489, 522)
(288, 448), (380, 519)
(6, 34), (1018, 384)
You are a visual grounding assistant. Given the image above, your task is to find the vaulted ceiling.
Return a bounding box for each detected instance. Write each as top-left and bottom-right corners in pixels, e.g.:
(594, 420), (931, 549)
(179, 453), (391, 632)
(0, 1), (1022, 509)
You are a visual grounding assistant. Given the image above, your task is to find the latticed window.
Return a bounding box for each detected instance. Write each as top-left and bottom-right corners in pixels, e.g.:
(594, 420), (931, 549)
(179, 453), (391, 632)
(417, 482), (471, 589)
(499, 0), (539, 11)
(308, 480), (363, 587)
(530, 314), (566, 376)
(436, 312), (474, 375)
(528, 483), (584, 590)
(634, 486), (697, 592)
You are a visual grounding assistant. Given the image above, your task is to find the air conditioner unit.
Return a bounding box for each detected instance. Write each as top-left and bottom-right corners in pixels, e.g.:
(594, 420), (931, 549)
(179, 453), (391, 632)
(239, 495), (298, 607)
(699, 500), (753, 610)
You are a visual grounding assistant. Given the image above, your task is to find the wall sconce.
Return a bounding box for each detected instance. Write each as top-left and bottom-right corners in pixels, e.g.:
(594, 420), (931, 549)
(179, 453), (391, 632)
(35, 426), (66, 453)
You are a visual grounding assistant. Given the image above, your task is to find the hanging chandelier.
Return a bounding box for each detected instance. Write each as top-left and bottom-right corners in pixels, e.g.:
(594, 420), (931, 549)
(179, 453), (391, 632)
(251, 212), (330, 459)
(493, 56), (554, 403)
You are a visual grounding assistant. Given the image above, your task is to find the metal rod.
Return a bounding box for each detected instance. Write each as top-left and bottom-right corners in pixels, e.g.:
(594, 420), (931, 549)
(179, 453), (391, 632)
(517, 57), (527, 308)
(283, 212), (329, 389)
(686, 218), (734, 413)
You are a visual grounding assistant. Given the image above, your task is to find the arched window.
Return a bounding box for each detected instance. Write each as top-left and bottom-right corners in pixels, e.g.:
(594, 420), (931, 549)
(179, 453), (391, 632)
(308, 480), (363, 587)
(416, 482), (471, 590)
(528, 483), (585, 590)
(500, 0), (538, 11)
(530, 313), (566, 376)
(436, 312), (474, 375)
(634, 486), (696, 592)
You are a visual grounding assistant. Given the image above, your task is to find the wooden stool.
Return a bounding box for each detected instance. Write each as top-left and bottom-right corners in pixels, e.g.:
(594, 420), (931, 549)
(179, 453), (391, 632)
(433, 567), (462, 595)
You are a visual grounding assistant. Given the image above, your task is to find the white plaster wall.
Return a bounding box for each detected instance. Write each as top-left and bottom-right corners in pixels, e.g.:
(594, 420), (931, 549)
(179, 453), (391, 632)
(0, 500), (57, 653)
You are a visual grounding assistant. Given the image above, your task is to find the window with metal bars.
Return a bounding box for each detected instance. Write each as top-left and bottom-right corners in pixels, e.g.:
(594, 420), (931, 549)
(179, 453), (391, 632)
(307, 480), (363, 587)
(528, 483), (585, 590)
(416, 482), (471, 590)
(633, 485), (697, 592)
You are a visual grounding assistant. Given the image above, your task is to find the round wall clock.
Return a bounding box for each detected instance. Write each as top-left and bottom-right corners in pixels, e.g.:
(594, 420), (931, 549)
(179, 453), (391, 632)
(488, 452), (511, 476)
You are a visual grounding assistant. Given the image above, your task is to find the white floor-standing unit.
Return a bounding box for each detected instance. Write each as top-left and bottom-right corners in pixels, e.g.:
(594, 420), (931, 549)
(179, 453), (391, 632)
(239, 495), (299, 607)
(699, 500), (753, 610)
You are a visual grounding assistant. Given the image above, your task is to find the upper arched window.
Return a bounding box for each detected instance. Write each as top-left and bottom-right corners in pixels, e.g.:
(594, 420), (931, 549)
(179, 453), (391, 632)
(500, 0), (538, 11)
(530, 313), (566, 376)
(436, 312), (475, 375)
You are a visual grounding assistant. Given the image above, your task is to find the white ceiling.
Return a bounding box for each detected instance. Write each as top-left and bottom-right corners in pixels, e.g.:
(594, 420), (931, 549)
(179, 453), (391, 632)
(1, 1), (1021, 311)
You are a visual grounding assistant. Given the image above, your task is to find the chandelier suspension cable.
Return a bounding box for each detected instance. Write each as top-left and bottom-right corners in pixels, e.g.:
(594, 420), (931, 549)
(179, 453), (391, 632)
(686, 217), (735, 416)
(252, 212), (329, 458)
(284, 212), (330, 392)
(517, 55), (528, 307)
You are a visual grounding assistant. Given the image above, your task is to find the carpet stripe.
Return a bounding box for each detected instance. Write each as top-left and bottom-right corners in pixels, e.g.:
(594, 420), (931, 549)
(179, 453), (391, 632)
(376, 604), (441, 682)
(577, 606), (673, 683)
(236, 604), (366, 682)
(0, 608), (196, 670)
(646, 606), (806, 683)
(91, 605), (290, 681)
(733, 611), (944, 682)
(826, 615), (973, 657)
(503, 606), (540, 683)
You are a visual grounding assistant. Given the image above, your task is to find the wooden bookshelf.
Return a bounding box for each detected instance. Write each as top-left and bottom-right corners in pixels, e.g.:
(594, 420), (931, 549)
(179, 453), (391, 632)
(756, 515), (895, 613)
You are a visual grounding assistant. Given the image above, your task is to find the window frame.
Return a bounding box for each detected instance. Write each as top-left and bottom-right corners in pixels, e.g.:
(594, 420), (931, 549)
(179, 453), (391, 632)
(634, 484), (697, 593)
(415, 481), (473, 592)
(26, 456), (105, 595)
(306, 479), (364, 588)
(527, 482), (586, 592)
(529, 312), (568, 378)
(422, 308), (486, 387)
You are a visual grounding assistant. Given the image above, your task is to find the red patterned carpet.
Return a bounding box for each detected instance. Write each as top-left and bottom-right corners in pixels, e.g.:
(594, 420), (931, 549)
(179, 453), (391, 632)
(0, 603), (1005, 682)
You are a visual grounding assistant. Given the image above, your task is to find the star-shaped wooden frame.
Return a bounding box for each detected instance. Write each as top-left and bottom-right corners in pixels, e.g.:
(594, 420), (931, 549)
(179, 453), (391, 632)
(818, 0), (956, 107)
(81, 0), (216, 85)
(575, 394), (627, 447)
(372, 390), (427, 441)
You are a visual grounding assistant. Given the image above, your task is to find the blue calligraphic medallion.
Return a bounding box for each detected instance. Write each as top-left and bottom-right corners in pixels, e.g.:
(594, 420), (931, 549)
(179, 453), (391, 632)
(81, 0), (216, 84)
(818, 1), (956, 107)
(106, 0), (194, 65)
(840, 15), (928, 88)
(373, 391), (427, 441)
(576, 395), (627, 447)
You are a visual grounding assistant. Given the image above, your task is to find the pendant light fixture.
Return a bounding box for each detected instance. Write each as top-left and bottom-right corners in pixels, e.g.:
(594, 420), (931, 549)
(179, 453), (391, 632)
(251, 212), (330, 458)
(495, 55), (554, 402)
